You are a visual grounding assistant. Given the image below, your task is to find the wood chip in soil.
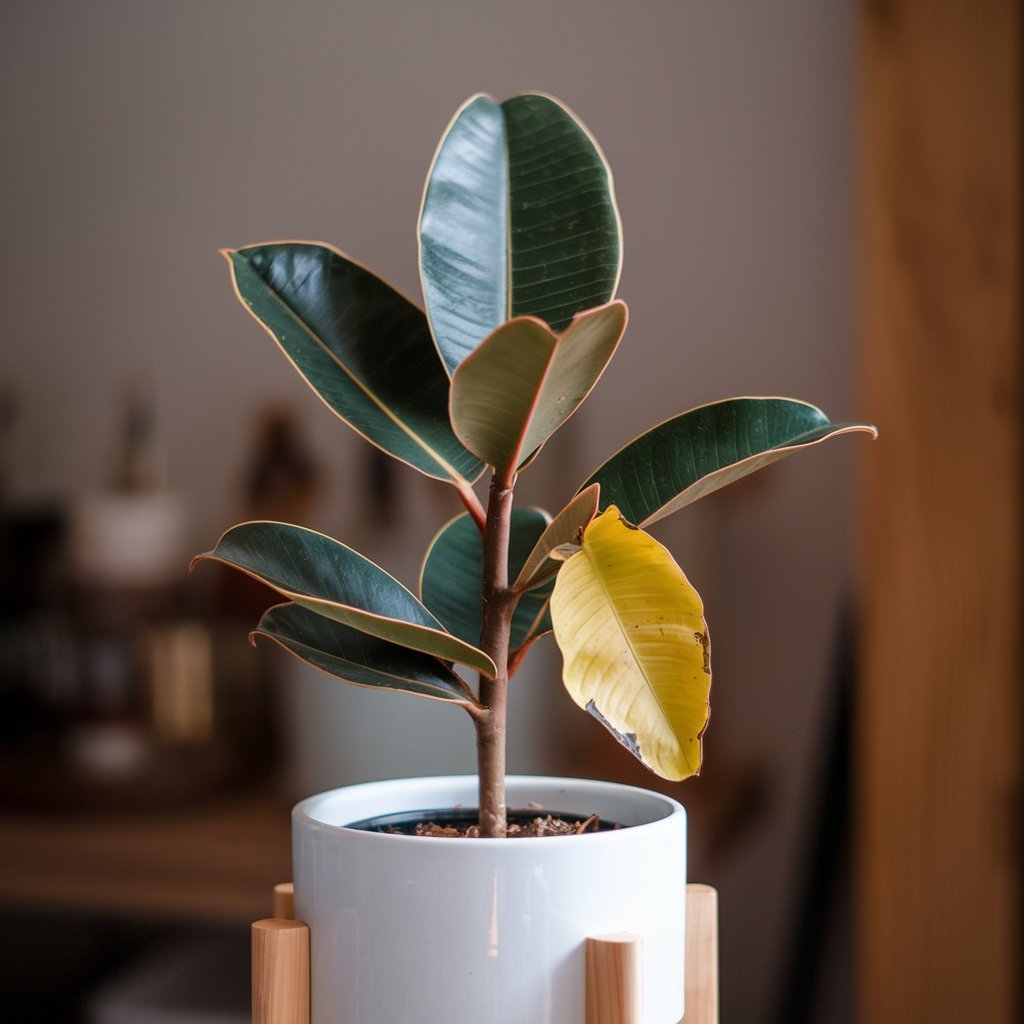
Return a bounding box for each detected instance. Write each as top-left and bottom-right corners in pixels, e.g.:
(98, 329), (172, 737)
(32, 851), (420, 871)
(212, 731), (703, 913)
(391, 814), (608, 838)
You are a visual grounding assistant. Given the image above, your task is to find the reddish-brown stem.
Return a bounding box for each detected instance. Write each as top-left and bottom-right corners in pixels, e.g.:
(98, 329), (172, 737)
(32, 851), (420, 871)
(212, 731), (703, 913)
(511, 560), (562, 596)
(506, 642), (532, 679)
(474, 473), (516, 837)
(455, 480), (487, 534)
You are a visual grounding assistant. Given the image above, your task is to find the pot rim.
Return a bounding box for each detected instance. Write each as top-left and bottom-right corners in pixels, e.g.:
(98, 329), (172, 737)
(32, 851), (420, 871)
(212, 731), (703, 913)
(292, 773), (685, 848)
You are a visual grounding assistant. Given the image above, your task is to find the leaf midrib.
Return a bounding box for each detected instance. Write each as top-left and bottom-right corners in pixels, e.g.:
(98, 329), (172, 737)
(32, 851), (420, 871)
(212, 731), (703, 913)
(200, 551), (494, 674)
(245, 259), (468, 485)
(255, 630), (474, 704)
(582, 536), (674, 729)
(641, 423), (876, 526)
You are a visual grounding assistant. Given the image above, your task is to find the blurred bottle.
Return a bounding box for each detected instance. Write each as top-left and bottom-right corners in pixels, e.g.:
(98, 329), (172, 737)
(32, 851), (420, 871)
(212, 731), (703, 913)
(217, 405), (320, 620)
(109, 388), (162, 494)
(245, 405), (319, 520)
(72, 388), (188, 599)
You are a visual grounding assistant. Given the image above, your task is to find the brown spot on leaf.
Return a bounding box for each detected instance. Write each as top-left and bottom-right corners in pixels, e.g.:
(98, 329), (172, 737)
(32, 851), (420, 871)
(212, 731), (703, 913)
(694, 630), (711, 674)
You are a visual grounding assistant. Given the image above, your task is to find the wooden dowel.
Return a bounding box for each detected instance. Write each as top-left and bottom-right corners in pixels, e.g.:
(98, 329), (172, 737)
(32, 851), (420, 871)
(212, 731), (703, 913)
(273, 881), (295, 920)
(683, 884), (719, 1023)
(586, 932), (643, 1024)
(252, 918), (310, 1024)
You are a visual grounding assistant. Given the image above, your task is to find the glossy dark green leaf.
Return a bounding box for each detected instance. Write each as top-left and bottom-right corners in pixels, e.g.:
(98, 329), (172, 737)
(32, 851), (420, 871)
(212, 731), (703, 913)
(225, 242), (484, 487)
(420, 508), (554, 656)
(194, 520), (496, 677)
(419, 93), (622, 375)
(582, 398), (879, 527)
(450, 303), (627, 476)
(253, 603), (478, 706)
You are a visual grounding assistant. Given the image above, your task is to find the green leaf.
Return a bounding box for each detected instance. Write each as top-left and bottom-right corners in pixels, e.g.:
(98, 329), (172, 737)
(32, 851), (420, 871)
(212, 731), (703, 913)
(420, 508), (554, 655)
(550, 507), (711, 781)
(450, 303), (627, 476)
(513, 484), (600, 591)
(225, 242), (484, 486)
(419, 93), (622, 375)
(193, 521), (495, 677)
(253, 603), (478, 706)
(582, 398), (879, 527)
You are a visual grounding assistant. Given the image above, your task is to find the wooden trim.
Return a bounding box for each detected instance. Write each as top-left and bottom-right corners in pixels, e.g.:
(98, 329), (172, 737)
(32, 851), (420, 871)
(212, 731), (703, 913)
(858, 1), (1021, 1020)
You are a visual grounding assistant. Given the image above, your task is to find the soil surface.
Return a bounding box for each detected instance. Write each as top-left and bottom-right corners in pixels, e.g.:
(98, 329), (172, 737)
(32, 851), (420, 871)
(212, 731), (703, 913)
(400, 813), (605, 838)
(348, 806), (623, 838)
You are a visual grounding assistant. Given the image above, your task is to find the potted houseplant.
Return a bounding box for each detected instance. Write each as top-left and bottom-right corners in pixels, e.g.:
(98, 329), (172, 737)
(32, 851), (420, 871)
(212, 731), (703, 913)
(195, 93), (875, 1023)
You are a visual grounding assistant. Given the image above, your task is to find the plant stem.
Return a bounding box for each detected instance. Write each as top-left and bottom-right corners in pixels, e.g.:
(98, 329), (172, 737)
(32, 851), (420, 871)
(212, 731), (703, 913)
(475, 473), (516, 837)
(455, 479), (487, 534)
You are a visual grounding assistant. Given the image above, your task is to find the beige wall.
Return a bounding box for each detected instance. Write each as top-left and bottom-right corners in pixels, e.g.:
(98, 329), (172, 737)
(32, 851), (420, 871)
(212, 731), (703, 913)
(0, 2), (857, 1019)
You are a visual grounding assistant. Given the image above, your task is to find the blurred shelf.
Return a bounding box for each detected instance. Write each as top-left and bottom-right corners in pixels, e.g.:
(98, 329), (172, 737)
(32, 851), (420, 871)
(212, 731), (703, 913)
(0, 790), (293, 926)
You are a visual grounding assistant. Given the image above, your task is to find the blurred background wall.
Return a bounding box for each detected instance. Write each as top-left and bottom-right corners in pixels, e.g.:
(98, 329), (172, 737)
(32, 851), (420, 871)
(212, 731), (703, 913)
(1, 2), (866, 1021)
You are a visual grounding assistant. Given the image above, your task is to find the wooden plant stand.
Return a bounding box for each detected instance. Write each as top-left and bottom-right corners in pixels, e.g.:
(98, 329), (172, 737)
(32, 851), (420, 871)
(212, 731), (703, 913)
(252, 882), (719, 1024)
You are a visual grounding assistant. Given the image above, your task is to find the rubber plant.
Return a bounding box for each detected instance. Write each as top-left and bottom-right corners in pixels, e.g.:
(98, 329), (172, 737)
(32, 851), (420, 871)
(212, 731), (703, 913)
(195, 93), (877, 836)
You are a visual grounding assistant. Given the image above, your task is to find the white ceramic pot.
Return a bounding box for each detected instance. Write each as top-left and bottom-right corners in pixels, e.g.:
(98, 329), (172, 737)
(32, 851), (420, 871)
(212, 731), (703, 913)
(293, 775), (687, 1024)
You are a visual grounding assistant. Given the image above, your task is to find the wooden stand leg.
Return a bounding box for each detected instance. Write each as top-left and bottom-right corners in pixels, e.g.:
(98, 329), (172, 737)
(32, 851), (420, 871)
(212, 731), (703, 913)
(260, 880), (716, 1024)
(683, 884), (719, 1023)
(586, 932), (643, 1024)
(252, 918), (310, 1024)
(274, 881), (295, 920)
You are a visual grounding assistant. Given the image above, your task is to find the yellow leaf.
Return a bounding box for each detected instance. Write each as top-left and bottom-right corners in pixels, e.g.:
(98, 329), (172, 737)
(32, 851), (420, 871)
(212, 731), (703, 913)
(550, 506), (711, 780)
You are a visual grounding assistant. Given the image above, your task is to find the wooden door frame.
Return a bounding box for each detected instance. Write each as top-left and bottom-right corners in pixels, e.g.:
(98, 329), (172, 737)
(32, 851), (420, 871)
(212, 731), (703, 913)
(858, 1), (1021, 1020)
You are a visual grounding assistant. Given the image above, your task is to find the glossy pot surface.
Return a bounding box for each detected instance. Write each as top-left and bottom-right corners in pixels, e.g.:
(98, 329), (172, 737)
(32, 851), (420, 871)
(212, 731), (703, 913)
(293, 775), (686, 1024)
